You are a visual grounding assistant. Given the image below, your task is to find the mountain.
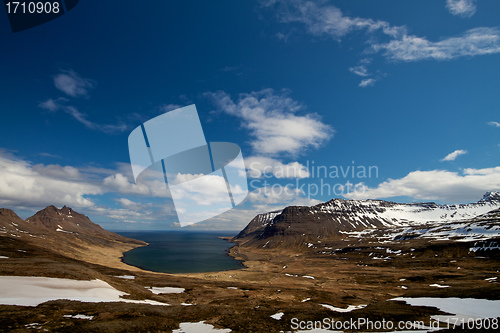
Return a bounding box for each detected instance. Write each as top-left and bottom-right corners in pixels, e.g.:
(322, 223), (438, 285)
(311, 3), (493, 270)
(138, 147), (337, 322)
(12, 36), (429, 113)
(234, 192), (500, 249)
(393, 207), (500, 243)
(25, 205), (143, 247)
(0, 206), (146, 267)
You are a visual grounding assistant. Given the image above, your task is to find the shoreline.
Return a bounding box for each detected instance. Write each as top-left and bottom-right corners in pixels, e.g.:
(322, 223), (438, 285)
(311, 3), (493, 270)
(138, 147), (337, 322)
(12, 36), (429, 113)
(116, 233), (245, 276)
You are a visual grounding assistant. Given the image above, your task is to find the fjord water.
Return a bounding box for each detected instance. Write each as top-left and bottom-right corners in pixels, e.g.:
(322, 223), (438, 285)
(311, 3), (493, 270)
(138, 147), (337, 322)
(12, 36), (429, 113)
(118, 231), (243, 273)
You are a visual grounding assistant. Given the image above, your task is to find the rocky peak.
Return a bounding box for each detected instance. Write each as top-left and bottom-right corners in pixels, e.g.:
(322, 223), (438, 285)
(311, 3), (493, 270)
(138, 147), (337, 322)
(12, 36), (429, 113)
(235, 192), (500, 249)
(0, 208), (22, 219)
(480, 191), (500, 203)
(26, 205), (93, 231)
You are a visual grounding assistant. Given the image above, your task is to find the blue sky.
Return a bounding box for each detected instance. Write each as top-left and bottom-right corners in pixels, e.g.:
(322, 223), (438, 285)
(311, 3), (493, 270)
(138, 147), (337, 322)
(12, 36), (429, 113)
(0, 0), (499, 230)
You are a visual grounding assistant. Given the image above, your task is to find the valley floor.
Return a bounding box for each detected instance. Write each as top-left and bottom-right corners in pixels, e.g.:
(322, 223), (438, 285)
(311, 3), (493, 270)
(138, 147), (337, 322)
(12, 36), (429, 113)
(0, 233), (499, 332)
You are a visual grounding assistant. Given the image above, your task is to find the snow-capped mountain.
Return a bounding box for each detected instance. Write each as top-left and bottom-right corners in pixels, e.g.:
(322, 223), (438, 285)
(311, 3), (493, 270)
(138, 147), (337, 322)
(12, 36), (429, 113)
(392, 207), (500, 243)
(235, 192), (500, 249)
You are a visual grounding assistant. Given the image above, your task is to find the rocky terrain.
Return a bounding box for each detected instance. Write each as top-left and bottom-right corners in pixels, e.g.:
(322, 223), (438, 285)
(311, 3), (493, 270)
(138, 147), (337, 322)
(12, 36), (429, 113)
(0, 206), (146, 269)
(0, 197), (499, 332)
(235, 192), (500, 249)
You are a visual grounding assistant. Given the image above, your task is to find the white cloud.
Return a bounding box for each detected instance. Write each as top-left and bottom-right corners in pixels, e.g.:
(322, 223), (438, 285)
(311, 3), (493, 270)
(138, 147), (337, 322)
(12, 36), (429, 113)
(159, 104), (182, 112)
(0, 151), (102, 209)
(0, 151), (181, 227)
(39, 71), (127, 134)
(267, 0), (405, 40)
(32, 164), (82, 180)
(247, 184), (306, 204)
(37, 152), (62, 159)
(265, 1), (500, 65)
(116, 198), (142, 209)
(440, 149), (468, 162)
(349, 59), (381, 87)
(88, 204), (165, 223)
(103, 173), (153, 196)
(53, 70), (95, 97)
(193, 190), (322, 230)
(488, 121), (500, 128)
(373, 27), (500, 62)
(345, 167), (500, 203)
(0, 151), (181, 226)
(349, 65), (369, 77)
(39, 99), (128, 134)
(446, 0), (477, 18)
(169, 174), (238, 206)
(205, 89), (333, 156)
(359, 78), (376, 87)
(114, 198), (156, 214)
(38, 98), (67, 111)
(245, 156), (309, 179)
(64, 106), (128, 133)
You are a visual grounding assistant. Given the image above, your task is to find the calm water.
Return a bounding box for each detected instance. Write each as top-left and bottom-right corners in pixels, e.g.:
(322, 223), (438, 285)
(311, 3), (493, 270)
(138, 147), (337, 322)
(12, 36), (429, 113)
(118, 231), (243, 273)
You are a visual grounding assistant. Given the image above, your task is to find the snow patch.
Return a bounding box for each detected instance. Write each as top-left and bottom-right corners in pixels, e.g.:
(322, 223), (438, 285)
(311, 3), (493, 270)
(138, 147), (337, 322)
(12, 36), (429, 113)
(0, 276), (169, 307)
(429, 283), (450, 288)
(320, 304), (367, 313)
(172, 321), (231, 333)
(147, 286), (185, 294)
(391, 297), (500, 319)
(64, 314), (94, 320)
(270, 312), (284, 320)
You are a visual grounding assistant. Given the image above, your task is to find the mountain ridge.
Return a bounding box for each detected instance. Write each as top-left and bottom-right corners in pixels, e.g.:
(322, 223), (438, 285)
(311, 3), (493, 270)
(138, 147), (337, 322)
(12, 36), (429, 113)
(234, 192), (500, 249)
(0, 205), (146, 269)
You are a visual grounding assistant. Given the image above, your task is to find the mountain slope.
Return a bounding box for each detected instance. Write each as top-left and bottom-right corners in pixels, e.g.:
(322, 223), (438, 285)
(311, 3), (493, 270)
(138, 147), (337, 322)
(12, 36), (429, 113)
(393, 207), (500, 243)
(25, 205), (144, 247)
(0, 206), (146, 269)
(234, 192), (500, 249)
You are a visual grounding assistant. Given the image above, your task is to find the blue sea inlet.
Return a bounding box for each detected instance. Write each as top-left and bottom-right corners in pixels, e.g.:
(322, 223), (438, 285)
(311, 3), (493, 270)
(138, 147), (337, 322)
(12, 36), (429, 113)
(118, 231), (243, 273)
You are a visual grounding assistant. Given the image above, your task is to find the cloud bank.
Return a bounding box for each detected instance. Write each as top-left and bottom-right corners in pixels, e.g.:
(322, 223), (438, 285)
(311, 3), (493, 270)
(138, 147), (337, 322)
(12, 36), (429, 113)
(205, 89), (333, 156)
(346, 167), (500, 203)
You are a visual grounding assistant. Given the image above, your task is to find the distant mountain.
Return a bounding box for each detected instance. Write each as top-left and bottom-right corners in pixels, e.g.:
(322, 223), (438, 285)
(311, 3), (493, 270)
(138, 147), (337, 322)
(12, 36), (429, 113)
(234, 192), (500, 249)
(0, 206), (146, 264)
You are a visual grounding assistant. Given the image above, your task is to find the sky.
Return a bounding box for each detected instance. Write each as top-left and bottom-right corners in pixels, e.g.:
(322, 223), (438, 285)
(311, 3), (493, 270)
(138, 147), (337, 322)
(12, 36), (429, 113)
(0, 0), (499, 231)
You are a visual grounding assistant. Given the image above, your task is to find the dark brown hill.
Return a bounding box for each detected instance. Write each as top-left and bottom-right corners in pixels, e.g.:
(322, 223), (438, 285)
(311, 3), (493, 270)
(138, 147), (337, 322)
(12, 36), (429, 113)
(0, 206), (146, 269)
(25, 205), (144, 247)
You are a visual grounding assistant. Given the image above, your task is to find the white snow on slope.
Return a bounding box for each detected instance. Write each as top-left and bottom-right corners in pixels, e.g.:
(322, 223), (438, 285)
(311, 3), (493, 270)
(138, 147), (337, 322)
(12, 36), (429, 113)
(429, 284), (450, 288)
(270, 312), (284, 320)
(391, 297), (500, 319)
(320, 304), (367, 312)
(172, 321), (231, 333)
(147, 286), (185, 294)
(64, 314), (94, 320)
(256, 192), (500, 231)
(326, 198), (499, 227)
(0, 276), (169, 307)
(393, 220), (500, 242)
